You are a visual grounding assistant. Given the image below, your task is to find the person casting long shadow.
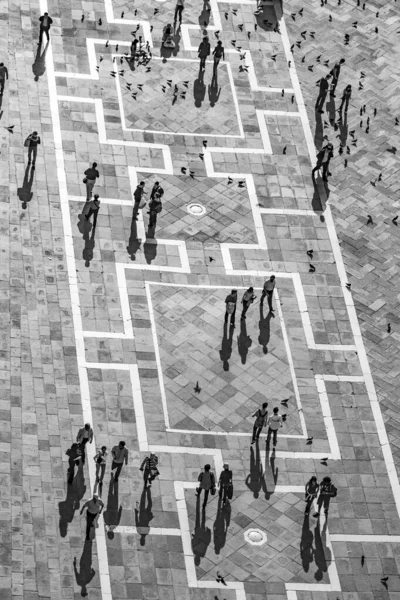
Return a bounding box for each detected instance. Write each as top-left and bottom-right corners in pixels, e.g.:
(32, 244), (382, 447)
(191, 496), (211, 565)
(245, 442), (267, 499)
(32, 39), (49, 81)
(103, 473), (122, 539)
(194, 69), (206, 108)
(258, 303), (272, 355)
(213, 497), (231, 554)
(237, 317), (252, 365)
(300, 512), (314, 573)
(336, 108), (348, 148)
(144, 237), (158, 264)
(134, 485), (153, 546)
(208, 78), (221, 107)
(219, 322), (234, 371)
(198, 3), (210, 29)
(59, 461), (86, 537)
(17, 163), (35, 209)
(127, 215), (141, 260)
(73, 542), (95, 597)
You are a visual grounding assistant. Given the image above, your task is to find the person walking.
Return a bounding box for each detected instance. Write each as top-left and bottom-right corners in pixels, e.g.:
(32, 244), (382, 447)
(315, 75), (330, 113)
(338, 84), (351, 115)
(83, 162), (100, 201)
(94, 446), (108, 483)
(261, 275), (276, 313)
(304, 476), (319, 515)
(224, 289), (237, 329)
(133, 181), (146, 220)
(251, 402), (269, 443)
(174, 0), (185, 24)
(312, 143), (334, 181)
(111, 441), (128, 481)
(218, 463), (233, 505)
(76, 423), (93, 464)
(212, 41), (225, 74)
(150, 181), (164, 201)
(85, 194), (101, 227)
(313, 476), (337, 517)
(38, 12), (53, 43)
(265, 407), (283, 448)
(80, 494), (104, 541)
(198, 36), (211, 71)
(196, 464), (215, 508)
(25, 131), (41, 167)
(329, 59), (345, 97)
(0, 63), (8, 96)
(241, 287), (256, 320)
(148, 193), (162, 229)
(140, 453), (160, 486)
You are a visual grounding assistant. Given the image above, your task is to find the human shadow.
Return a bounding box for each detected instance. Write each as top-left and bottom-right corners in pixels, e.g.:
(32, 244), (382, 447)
(311, 175), (324, 216)
(264, 447), (278, 499)
(58, 462), (86, 537)
(82, 226), (96, 267)
(103, 474), (122, 539)
(325, 93), (336, 126)
(198, 4), (210, 28)
(313, 108), (324, 151)
(194, 69), (206, 108)
(191, 496), (211, 565)
(172, 24), (182, 56)
(336, 110), (348, 147)
(143, 237), (158, 264)
(213, 498), (231, 554)
(32, 40), (49, 81)
(0, 86), (3, 120)
(300, 513), (314, 573)
(258, 304), (272, 355)
(314, 518), (330, 581)
(66, 442), (81, 485)
(134, 485), (154, 546)
(208, 78), (221, 107)
(73, 541), (95, 597)
(17, 164), (35, 209)
(255, 4), (278, 32)
(127, 215), (142, 260)
(237, 317), (252, 365)
(219, 323), (234, 371)
(245, 442), (268, 499)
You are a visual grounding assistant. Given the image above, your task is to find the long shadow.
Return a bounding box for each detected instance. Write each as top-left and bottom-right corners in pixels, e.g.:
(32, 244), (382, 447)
(0, 85), (3, 120)
(191, 496), (211, 565)
(219, 322), (234, 371)
(193, 69), (206, 108)
(58, 462), (86, 537)
(208, 77), (221, 107)
(314, 108), (324, 151)
(17, 164), (35, 209)
(314, 518), (330, 581)
(127, 215), (141, 260)
(213, 498), (231, 554)
(311, 175), (325, 217)
(134, 485), (153, 546)
(300, 513), (314, 573)
(103, 474), (122, 539)
(264, 447), (278, 500)
(258, 304), (272, 355)
(32, 40), (49, 81)
(143, 237), (158, 264)
(73, 541), (95, 597)
(172, 24), (182, 57)
(337, 110), (348, 147)
(237, 317), (252, 365)
(325, 93), (336, 126)
(198, 4), (210, 28)
(245, 442), (267, 499)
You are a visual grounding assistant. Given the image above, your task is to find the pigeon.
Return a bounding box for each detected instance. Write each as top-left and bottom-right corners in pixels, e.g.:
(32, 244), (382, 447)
(299, 8), (304, 15)
(306, 437), (313, 444)
(231, 40), (236, 46)
(377, 172), (382, 181)
(105, 40), (109, 47)
(329, 15), (332, 21)
(203, 140), (207, 147)
(387, 324), (391, 333)
(370, 180), (376, 187)
(307, 250), (313, 258)
(131, 93), (137, 100)
(291, 13), (296, 20)
(209, 257), (215, 262)
(288, 61), (291, 68)
(154, 8), (159, 14)
(199, 153), (204, 160)
(180, 93), (186, 99)
(374, 108), (377, 117)
(161, 86), (166, 93)
(320, 457), (328, 465)
(238, 24), (244, 31)
(361, 555), (365, 567)
(281, 89), (284, 97)
(81, 14), (84, 22)
(309, 264), (315, 272)
(308, 65), (314, 72)
(344, 159), (348, 168)
(194, 381), (201, 393)
(291, 95), (294, 103)
(137, 84), (143, 91)
(281, 414), (287, 422)
(238, 181), (245, 188)
(247, 32), (251, 39)
(190, 170), (195, 179)
(183, 81), (189, 88)
(116, 44), (119, 52)
(121, 11), (124, 18)
(271, 54), (277, 62)
(396, 118), (399, 126)
(280, 398), (289, 406)
(301, 31), (307, 39)
(392, 216), (398, 225)
(95, 66), (99, 72)
(146, 67), (151, 73)
(283, 146), (287, 154)
(216, 572), (227, 586)
(126, 83), (132, 90)
(316, 55), (321, 63)
(352, 21), (358, 28)
(345, 283), (351, 290)
(224, 12), (229, 19)
(5, 125), (14, 133)
(227, 177), (233, 185)
(232, 8), (237, 15)
(98, 18), (102, 26)
(181, 167), (187, 174)
(366, 215), (373, 225)
(310, 31), (315, 38)
(381, 577), (388, 589)
(120, 57), (124, 64)
(387, 147), (397, 154)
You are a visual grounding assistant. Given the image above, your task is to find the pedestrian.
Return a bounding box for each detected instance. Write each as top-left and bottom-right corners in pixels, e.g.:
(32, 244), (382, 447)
(313, 476), (337, 517)
(261, 275), (276, 313)
(312, 143), (334, 181)
(76, 423), (93, 464)
(162, 24), (175, 48)
(94, 446), (108, 483)
(212, 41), (225, 74)
(129, 38), (139, 64)
(174, 0), (185, 24)
(198, 36), (211, 71)
(66, 443), (82, 484)
(148, 192), (162, 228)
(241, 286), (256, 320)
(329, 59), (345, 97)
(315, 75), (330, 113)
(80, 493), (104, 541)
(150, 181), (164, 201)
(0, 63), (8, 96)
(265, 407), (283, 448)
(111, 440), (128, 481)
(133, 181), (146, 220)
(38, 12), (53, 43)
(304, 476), (319, 515)
(338, 84), (351, 115)
(140, 452), (160, 486)
(83, 162), (100, 201)
(218, 463), (233, 505)
(85, 194), (101, 227)
(196, 463), (215, 508)
(251, 402), (269, 444)
(25, 131), (41, 167)
(224, 289), (237, 328)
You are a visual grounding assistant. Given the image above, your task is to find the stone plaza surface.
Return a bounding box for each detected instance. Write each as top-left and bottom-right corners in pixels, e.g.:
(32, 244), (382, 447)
(1, 0), (400, 598)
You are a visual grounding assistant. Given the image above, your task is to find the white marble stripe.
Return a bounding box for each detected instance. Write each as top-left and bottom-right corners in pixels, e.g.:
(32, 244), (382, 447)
(115, 526), (182, 536)
(330, 535), (400, 543)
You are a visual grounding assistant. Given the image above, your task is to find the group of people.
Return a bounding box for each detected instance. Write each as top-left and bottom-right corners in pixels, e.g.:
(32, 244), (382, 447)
(224, 275), (276, 329)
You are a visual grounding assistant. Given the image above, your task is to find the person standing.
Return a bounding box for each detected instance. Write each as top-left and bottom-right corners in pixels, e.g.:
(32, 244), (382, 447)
(329, 59), (345, 97)
(66, 443), (82, 485)
(85, 194), (101, 227)
(314, 476), (336, 517)
(94, 446), (108, 483)
(251, 402), (268, 444)
(0, 63), (8, 96)
(174, 0), (185, 24)
(312, 143), (334, 181)
(198, 36), (211, 71)
(218, 463), (233, 505)
(261, 275), (276, 313)
(140, 453), (160, 487)
(148, 193), (162, 229)
(196, 464), (215, 509)
(304, 476), (319, 515)
(338, 84), (351, 115)
(111, 441), (128, 481)
(241, 287), (256, 320)
(39, 12), (53, 43)
(150, 181), (164, 201)
(265, 407), (283, 448)
(212, 41), (225, 74)
(76, 423), (93, 464)
(224, 289), (237, 328)
(84, 162), (100, 201)
(133, 181), (146, 221)
(25, 131), (41, 167)
(80, 494), (104, 541)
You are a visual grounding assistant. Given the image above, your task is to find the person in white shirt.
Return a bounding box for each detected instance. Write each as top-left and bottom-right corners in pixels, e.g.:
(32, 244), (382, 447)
(94, 446), (108, 483)
(111, 441), (128, 481)
(261, 275), (276, 314)
(80, 494), (104, 541)
(266, 407), (283, 448)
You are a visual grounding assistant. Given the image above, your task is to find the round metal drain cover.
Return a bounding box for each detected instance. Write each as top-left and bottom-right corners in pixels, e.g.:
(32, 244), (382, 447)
(244, 529), (267, 546)
(187, 203), (206, 216)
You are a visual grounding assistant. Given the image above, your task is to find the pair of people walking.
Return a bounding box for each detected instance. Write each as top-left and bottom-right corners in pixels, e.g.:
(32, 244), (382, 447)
(198, 39), (225, 72)
(196, 464), (233, 508)
(304, 475), (337, 517)
(251, 403), (283, 447)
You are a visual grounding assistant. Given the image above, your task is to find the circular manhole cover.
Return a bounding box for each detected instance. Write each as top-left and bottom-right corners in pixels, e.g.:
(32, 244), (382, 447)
(244, 528), (267, 546)
(187, 203), (206, 216)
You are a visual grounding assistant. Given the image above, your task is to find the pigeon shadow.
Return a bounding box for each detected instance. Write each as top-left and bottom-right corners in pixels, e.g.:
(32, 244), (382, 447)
(219, 322), (234, 371)
(191, 496), (211, 565)
(193, 69), (206, 107)
(313, 108), (324, 151)
(103, 474), (122, 538)
(208, 78), (221, 107)
(58, 462), (86, 537)
(237, 317), (252, 365)
(127, 215), (142, 260)
(143, 237), (158, 264)
(73, 541), (96, 597)
(300, 513), (314, 573)
(17, 164), (35, 209)
(258, 304), (272, 354)
(213, 498), (231, 554)
(245, 442), (268, 499)
(32, 39), (49, 81)
(134, 485), (154, 546)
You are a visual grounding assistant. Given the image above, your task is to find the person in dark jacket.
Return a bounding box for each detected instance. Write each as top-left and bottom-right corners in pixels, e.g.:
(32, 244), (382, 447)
(39, 12), (53, 43)
(198, 36), (211, 71)
(140, 453), (159, 487)
(312, 143), (333, 181)
(196, 464), (215, 508)
(314, 476), (336, 517)
(218, 463), (233, 505)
